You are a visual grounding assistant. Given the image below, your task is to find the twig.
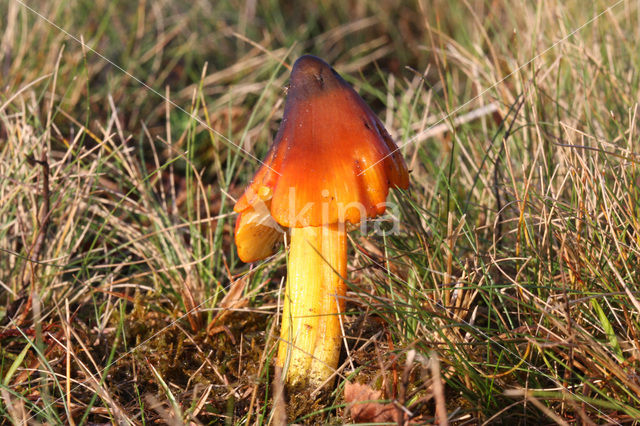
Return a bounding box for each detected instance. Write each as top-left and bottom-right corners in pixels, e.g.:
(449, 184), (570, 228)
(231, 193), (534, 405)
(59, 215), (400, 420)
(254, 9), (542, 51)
(430, 353), (448, 426)
(493, 96), (525, 248)
(28, 151), (51, 265)
(14, 151), (51, 326)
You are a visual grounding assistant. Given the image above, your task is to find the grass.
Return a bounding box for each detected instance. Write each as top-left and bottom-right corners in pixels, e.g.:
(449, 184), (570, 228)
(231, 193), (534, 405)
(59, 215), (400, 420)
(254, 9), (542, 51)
(1, 0), (640, 423)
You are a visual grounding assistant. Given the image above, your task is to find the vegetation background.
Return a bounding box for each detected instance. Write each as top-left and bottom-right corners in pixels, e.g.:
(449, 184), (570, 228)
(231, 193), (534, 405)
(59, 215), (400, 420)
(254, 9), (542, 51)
(1, 0), (639, 424)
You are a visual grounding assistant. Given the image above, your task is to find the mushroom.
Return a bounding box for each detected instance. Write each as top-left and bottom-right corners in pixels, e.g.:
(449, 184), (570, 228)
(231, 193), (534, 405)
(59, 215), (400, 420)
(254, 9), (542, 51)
(234, 55), (409, 389)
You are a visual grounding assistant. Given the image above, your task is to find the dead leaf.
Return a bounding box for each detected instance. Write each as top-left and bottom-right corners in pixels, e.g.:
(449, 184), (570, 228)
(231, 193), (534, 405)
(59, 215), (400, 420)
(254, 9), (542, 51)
(207, 276), (249, 335)
(344, 382), (397, 424)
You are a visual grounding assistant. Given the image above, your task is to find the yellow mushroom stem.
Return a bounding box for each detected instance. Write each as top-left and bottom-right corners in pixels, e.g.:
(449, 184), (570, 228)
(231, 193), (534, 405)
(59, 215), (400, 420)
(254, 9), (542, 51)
(277, 223), (347, 388)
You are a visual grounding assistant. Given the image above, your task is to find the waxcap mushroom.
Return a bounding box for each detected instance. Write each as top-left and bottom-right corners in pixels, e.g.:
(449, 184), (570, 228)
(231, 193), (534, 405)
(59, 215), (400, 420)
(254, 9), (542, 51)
(233, 55), (409, 390)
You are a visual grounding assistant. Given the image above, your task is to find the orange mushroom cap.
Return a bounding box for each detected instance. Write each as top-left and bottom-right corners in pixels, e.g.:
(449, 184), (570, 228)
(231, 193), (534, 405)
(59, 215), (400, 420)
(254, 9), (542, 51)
(234, 55), (409, 261)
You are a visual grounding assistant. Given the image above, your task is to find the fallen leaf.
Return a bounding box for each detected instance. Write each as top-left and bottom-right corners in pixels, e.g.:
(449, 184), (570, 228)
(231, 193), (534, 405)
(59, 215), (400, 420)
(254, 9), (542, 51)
(344, 382), (397, 424)
(207, 276), (249, 336)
